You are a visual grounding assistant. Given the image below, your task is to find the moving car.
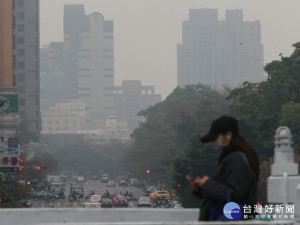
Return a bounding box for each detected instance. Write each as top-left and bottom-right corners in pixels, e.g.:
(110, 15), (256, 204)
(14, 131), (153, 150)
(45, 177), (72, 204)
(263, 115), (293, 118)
(32, 190), (48, 200)
(137, 197), (151, 207)
(76, 176), (85, 183)
(119, 180), (128, 186)
(50, 186), (65, 200)
(100, 197), (114, 208)
(101, 174), (109, 183)
(174, 203), (183, 209)
(113, 195), (128, 207)
(148, 190), (171, 199)
(89, 195), (101, 203)
(107, 180), (116, 187)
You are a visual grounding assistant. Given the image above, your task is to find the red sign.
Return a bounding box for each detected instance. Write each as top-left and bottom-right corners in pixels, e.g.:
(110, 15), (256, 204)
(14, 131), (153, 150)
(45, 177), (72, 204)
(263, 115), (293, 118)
(19, 156), (26, 178)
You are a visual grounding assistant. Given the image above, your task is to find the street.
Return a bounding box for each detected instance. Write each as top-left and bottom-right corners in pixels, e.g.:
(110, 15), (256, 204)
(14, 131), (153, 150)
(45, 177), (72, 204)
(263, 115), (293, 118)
(31, 179), (146, 208)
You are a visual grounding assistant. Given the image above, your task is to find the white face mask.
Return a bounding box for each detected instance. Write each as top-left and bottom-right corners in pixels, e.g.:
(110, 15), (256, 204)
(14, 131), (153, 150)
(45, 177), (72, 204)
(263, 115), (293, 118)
(213, 138), (223, 149)
(214, 135), (231, 149)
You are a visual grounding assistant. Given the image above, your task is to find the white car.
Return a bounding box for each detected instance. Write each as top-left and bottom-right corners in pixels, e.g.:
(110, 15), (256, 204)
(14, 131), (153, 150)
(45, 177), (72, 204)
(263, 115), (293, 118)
(137, 197), (151, 207)
(77, 176), (85, 183)
(89, 195), (101, 203)
(174, 203), (183, 209)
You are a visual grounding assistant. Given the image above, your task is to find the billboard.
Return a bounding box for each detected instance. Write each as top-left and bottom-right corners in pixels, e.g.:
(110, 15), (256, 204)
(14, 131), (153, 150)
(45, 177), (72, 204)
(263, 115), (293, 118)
(0, 94), (18, 113)
(0, 155), (20, 172)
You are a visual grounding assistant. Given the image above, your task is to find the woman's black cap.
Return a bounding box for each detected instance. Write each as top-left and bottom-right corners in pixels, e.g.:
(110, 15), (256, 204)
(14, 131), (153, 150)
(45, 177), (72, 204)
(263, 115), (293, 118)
(200, 116), (239, 143)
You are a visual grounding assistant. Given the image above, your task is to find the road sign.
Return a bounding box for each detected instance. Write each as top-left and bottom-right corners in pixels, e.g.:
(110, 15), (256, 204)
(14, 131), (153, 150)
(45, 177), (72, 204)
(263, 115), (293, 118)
(8, 138), (18, 154)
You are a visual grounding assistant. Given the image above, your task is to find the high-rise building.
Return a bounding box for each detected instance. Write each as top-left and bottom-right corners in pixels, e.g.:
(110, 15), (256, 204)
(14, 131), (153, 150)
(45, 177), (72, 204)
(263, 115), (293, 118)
(41, 5), (115, 130)
(14, 0), (40, 141)
(40, 42), (72, 102)
(115, 80), (161, 131)
(76, 12), (115, 129)
(0, 0), (14, 86)
(0, 0), (19, 150)
(177, 9), (264, 88)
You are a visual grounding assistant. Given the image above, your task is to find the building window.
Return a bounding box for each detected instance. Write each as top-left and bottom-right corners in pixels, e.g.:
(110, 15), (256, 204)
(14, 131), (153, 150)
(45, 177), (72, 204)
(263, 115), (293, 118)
(18, 86), (25, 94)
(18, 61), (25, 69)
(18, 12), (24, 20)
(18, 0), (24, 7)
(18, 49), (25, 57)
(18, 24), (25, 32)
(19, 98), (25, 106)
(17, 37), (24, 44)
(18, 73), (25, 81)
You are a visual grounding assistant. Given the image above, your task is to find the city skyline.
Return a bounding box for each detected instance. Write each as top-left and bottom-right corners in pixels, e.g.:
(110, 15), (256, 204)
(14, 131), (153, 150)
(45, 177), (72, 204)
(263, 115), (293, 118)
(40, 0), (300, 98)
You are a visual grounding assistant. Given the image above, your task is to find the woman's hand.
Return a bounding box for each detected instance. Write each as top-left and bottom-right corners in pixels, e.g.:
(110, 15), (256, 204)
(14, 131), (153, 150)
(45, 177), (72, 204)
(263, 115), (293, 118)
(192, 176), (209, 190)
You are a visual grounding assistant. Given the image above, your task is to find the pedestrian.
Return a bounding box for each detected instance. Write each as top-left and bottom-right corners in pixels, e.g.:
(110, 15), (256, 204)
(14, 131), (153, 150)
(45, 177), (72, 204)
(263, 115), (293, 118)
(187, 116), (259, 221)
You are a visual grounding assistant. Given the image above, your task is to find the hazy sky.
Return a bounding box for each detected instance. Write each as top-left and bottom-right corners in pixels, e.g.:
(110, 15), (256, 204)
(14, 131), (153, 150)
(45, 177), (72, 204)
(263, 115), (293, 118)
(40, 0), (300, 99)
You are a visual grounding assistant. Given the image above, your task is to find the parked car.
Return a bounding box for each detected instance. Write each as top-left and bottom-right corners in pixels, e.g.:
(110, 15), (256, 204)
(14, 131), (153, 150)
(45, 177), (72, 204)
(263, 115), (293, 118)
(113, 195), (128, 207)
(149, 190), (171, 199)
(119, 180), (128, 186)
(137, 197), (151, 207)
(107, 180), (116, 187)
(89, 195), (101, 203)
(101, 174), (109, 183)
(100, 197), (113, 208)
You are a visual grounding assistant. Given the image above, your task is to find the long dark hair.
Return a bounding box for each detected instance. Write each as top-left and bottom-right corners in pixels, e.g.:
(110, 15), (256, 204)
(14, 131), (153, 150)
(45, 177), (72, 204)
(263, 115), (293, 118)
(230, 133), (259, 181)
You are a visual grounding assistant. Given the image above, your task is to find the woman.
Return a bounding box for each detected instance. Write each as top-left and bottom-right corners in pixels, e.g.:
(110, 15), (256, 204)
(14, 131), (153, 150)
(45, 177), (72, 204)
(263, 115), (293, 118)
(188, 115), (259, 221)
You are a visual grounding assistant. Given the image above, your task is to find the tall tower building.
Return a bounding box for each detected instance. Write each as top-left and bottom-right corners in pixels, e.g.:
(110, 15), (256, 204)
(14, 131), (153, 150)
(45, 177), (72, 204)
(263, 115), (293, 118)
(64, 5), (115, 129)
(177, 9), (264, 88)
(0, 0), (14, 86)
(14, 0), (40, 141)
(40, 5), (115, 130)
(0, 0), (20, 149)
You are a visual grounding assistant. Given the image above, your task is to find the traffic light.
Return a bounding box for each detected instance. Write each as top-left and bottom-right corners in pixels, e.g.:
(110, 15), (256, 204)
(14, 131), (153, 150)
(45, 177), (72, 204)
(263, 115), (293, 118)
(177, 184), (181, 188)
(146, 170), (150, 174)
(35, 166), (41, 170)
(26, 181), (31, 185)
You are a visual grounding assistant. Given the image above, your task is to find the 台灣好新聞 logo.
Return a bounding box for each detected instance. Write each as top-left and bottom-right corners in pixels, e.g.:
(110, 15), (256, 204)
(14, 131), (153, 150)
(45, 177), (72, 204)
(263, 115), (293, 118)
(223, 202), (242, 220)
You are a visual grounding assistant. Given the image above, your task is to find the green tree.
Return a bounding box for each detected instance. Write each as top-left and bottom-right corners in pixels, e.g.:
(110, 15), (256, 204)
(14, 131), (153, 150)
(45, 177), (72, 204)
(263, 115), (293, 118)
(280, 102), (300, 151)
(227, 42), (300, 159)
(123, 84), (228, 184)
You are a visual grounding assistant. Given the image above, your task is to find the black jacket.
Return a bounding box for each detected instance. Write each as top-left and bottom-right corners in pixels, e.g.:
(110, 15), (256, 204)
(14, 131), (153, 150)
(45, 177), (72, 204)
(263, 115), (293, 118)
(194, 146), (257, 221)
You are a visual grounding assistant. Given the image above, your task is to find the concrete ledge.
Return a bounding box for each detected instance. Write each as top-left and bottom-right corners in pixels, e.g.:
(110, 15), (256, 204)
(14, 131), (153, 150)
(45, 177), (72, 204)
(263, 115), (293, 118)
(0, 208), (198, 225)
(0, 208), (294, 225)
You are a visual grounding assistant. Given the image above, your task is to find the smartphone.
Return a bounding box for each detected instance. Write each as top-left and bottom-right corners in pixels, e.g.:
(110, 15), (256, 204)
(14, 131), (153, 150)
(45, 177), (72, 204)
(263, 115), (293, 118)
(185, 175), (195, 182)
